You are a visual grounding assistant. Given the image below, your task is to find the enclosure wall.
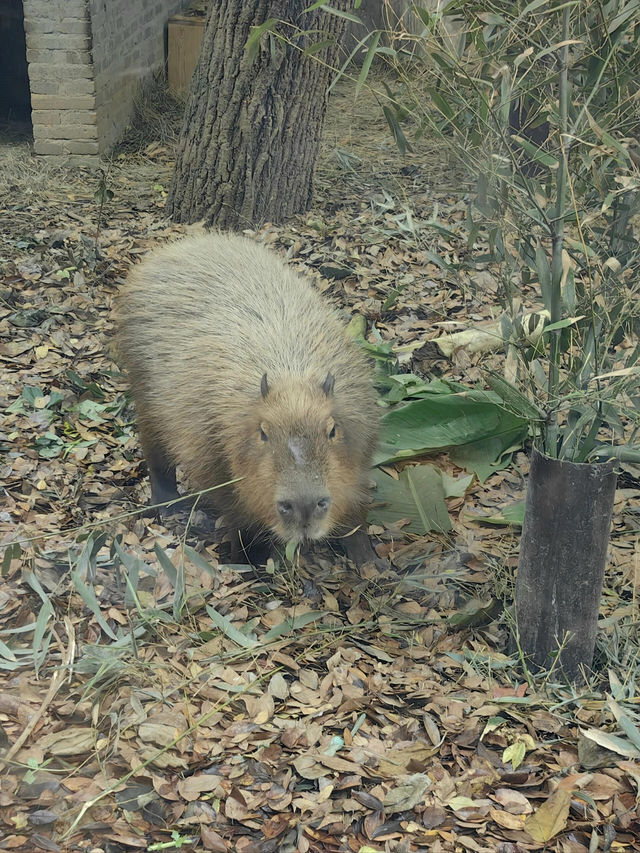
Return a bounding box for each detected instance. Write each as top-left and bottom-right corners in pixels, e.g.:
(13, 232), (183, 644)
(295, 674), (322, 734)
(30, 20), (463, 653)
(23, 0), (98, 158)
(88, 0), (189, 152)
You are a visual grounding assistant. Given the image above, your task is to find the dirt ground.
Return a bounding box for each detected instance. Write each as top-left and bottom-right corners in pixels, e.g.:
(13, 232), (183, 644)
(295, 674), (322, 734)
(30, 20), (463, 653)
(0, 78), (638, 852)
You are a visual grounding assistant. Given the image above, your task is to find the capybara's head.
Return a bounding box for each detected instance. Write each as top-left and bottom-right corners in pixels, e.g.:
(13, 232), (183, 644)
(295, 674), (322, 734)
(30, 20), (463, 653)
(231, 372), (369, 544)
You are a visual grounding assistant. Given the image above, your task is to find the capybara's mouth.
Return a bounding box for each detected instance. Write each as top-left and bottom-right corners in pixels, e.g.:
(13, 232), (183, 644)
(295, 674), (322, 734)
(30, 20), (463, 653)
(275, 520), (332, 545)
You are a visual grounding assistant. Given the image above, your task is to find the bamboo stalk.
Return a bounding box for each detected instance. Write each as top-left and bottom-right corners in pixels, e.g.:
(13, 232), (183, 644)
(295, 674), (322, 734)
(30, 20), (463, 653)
(545, 4), (571, 457)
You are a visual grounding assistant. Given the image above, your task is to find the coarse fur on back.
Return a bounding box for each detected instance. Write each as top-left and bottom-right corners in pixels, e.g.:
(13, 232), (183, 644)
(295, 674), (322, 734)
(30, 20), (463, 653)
(116, 232), (379, 551)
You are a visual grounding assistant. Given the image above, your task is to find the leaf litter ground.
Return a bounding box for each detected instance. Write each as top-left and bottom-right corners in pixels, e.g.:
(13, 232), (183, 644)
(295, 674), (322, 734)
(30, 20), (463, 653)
(0, 79), (639, 853)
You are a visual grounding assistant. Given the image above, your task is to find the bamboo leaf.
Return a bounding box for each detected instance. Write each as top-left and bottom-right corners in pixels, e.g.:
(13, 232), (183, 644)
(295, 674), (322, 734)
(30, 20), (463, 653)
(356, 31), (380, 97)
(302, 38), (334, 56)
(245, 18), (277, 61)
(535, 246), (553, 311)
(262, 611), (326, 643)
(542, 315), (585, 333)
(382, 105), (412, 155)
(308, 4), (364, 23)
(183, 545), (217, 577)
(71, 568), (117, 641)
(511, 135), (558, 168)
(485, 372), (545, 420)
(206, 605), (257, 649)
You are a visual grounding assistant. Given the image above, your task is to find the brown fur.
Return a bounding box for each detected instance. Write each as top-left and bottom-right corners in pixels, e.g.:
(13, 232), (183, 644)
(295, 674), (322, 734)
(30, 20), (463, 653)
(115, 232), (379, 554)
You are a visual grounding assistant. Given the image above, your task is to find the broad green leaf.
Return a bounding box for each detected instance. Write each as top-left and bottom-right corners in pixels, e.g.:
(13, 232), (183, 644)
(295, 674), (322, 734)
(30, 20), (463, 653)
(154, 543), (177, 587)
(441, 471), (474, 497)
(480, 716), (506, 739)
(579, 727), (640, 758)
(154, 543), (183, 620)
(377, 388), (528, 478)
(606, 696), (640, 751)
(429, 89), (454, 121)
(447, 796), (477, 811)
(369, 465), (451, 534)
(32, 599), (53, 674)
(183, 545), (217, 577)
(114, 540), (150, 609)
(451, 431), (525, 481)
(503, 739), (527, 770)
(0, 639), (17, 662)
(413, 6), (433, 27)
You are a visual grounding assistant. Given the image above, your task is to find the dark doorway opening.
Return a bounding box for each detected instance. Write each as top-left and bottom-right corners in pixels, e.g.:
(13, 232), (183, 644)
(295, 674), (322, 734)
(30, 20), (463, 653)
(0, 0), (31, 136)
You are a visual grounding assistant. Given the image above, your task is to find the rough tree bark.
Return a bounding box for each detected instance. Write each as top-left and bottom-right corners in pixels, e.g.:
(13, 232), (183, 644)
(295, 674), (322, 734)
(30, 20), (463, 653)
(514, 448), (617, 682)
(166, 0), (348, 228)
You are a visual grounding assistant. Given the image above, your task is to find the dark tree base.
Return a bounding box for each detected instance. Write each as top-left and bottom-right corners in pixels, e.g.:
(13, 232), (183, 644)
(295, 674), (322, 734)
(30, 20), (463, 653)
(514, 447), (616, 682)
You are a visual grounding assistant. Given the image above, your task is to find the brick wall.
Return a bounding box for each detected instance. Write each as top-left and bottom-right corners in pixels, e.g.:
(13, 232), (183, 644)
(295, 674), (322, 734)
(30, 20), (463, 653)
(23, 0), (98, 159)
(89, 0), (188, 152)
(22, 0), (190, 160)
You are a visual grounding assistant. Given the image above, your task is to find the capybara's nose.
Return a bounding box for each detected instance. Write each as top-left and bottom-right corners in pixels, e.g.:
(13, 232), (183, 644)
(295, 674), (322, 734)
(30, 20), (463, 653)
(277, 496), (330, 527)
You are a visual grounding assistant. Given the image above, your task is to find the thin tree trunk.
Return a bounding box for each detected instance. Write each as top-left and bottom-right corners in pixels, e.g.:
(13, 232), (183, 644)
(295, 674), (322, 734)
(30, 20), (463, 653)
(166, 0), (348, 228)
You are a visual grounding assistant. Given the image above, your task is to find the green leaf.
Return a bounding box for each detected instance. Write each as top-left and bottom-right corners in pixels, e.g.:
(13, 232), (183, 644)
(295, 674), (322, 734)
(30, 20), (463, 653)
(70, 568), (117, 641)
(73, 399), (110, 422)
(376, 388), (528, 478)
(369, 465), (452, 535)
(382, 105), (412, 155)
(511, 135), (558, 168)
(485, 372), (545, 420)
(468, 501), (525, 527)
(306, 3), (363, 23)
(154, 543), (184, 620)
(154, 543), (177, 587)
(302, 38), (334, 56)
(0, 638), (17, 662)
(535, 245), (552, 311)
(518, 0), (559, 18)
(503, 739), (527, 770)
(429, 89), (454, 121)
(451, 431), (525, 481)
(542, 315), (585, 333)
(356, 30), (380, 97)
(182, 545), (217, 578)
(245, 18), (277, 61)
(441, 471), (474, 498)
(261, 611), (325, 643)
(205, 605), (257, 649)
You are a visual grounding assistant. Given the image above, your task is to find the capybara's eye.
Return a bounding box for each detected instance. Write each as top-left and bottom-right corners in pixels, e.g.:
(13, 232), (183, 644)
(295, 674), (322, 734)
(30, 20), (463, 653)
(259, 426), (268, 442)
(328, 422), (336, 440)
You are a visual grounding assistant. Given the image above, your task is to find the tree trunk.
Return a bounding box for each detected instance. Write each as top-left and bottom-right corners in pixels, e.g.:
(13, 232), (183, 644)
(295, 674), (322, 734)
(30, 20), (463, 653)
(166, 0), (348, 228)
(514, 447), (617, 682)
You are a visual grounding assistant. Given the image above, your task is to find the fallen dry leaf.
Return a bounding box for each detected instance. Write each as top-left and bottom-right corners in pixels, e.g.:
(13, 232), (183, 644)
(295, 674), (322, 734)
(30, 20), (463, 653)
(524, 789), (572, 842)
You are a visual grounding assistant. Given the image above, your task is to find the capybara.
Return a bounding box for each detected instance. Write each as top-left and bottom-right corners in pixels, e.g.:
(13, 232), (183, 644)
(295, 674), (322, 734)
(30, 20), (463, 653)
(115, 232), (379, 563)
